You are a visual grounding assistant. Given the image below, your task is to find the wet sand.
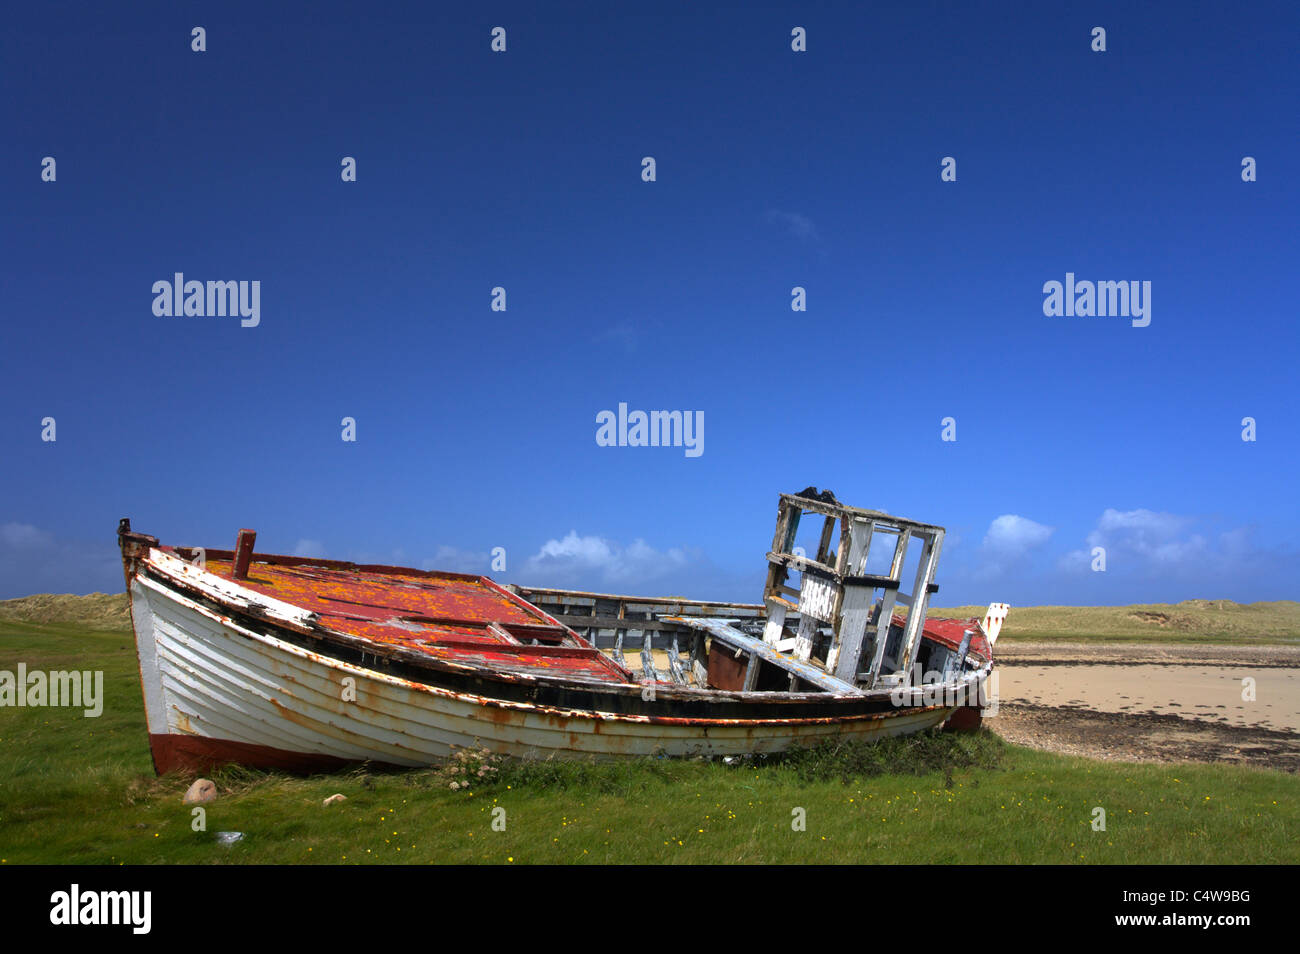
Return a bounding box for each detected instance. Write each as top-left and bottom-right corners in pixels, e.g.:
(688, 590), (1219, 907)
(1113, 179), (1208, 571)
(994, 664), (1299, 732)
(990, 642), (1300, 771)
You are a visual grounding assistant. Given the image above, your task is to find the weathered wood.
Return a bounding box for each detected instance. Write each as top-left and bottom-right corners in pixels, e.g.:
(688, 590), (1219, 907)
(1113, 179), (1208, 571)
(830, 582), (873, 680)
(692, 658), (708, 687)
(834, 514), (854, 575)
(689, 630), (708, 687)
(863, 529), (911, 686)
(943, 628), (974, 679)
(793, 608), (821, 661)
(665, 616), (862, 695)
(486, 622), (522, 644)
(666, 633), (686, 685)
(763, 597), (788, 645)
(775, 493), (945, 535)
(510, 585), (765, 614)
(895, 529), (944, 681)
(824, 517), (875, 675)
(815, 515), (836, 567)
(640, 628), (656, 682)
(797, 573), (837, 624)
(845, 517), (875, 576)
(766, 551), (839, 579)
(774, 499), (800, 554)
(688, 632), (701, 667)
(547, 614), (674, 632)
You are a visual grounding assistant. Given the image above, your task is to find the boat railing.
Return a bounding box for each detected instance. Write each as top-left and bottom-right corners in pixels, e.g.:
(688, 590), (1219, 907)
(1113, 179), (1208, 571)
(506, 585), (807, 688)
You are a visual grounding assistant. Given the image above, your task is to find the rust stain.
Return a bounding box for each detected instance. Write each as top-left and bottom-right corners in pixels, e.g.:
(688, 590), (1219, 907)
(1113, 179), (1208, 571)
(192, 554), (633, 684)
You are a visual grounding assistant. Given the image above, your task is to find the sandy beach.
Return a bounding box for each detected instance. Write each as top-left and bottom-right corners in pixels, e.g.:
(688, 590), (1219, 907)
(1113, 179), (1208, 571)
(990, 643), (1300, 771)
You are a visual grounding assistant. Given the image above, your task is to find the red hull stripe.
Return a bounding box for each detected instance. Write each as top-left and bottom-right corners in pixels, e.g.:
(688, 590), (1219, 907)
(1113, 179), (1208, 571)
(149, 733), (404, 775)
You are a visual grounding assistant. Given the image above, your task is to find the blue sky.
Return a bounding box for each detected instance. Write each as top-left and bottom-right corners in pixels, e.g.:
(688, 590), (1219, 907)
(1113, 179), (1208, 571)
(2, 1), (1297, 606)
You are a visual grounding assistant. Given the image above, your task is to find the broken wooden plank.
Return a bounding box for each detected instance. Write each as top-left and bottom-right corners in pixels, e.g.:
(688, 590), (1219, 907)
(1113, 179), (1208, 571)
(667, 632), (686, 685)
(486, 622), (522, 644)
(640, 628), (656, 682)
(664, 616), (862, 695)
(895, 529), (944, 680)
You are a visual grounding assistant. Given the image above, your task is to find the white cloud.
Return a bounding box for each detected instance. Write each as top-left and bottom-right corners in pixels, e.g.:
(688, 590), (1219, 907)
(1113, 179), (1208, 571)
(1089, 508), (1204, 564)
(944, 507), (1297, 604)
(517, 531), (695, 588)
(982, 515), (1054, 555)
(1062, 508), (1211, 575)
(964, 514), (1055, 582)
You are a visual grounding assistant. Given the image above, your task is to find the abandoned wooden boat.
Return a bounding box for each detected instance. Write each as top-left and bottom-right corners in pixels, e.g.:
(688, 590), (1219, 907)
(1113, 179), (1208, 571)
(118, 490), (1009, 773)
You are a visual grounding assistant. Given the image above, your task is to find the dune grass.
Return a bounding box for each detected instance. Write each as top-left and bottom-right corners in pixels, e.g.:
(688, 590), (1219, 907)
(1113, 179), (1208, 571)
(1, 618), (1297, 865)
(930, 600), (1300, 645)
(7, 592), (1298, 647)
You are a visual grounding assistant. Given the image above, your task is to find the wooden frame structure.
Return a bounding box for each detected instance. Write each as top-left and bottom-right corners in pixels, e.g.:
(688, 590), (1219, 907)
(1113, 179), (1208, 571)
(761, 492), (945, 688)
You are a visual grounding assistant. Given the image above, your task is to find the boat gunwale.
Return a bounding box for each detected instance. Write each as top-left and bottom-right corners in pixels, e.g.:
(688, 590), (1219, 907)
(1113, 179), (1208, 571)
(505, 583), (769, 613)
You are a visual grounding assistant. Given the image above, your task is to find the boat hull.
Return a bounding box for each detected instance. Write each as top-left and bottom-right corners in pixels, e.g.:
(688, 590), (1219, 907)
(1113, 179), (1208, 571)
(130, 572), (970, 773)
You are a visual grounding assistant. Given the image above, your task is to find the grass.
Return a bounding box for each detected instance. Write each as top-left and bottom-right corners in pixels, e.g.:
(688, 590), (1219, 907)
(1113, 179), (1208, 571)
(8, 592), (1298, 648)
(2, 617), (1297, 865)
(930, 600), (1300, 645)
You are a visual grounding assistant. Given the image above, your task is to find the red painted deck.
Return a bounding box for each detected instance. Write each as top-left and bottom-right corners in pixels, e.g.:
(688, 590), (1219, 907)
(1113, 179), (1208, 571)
(198, 555), (634, 683)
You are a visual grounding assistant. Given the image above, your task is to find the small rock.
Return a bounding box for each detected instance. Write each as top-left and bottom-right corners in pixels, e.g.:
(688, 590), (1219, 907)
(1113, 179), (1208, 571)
(322, 794), (347, 807)
(183, 778), (217, 805)
(215, 831), (244, 846)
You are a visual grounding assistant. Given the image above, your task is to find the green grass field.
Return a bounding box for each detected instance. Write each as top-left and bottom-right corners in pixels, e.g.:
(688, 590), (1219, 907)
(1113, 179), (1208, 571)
(1, 616), (1296, 864)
